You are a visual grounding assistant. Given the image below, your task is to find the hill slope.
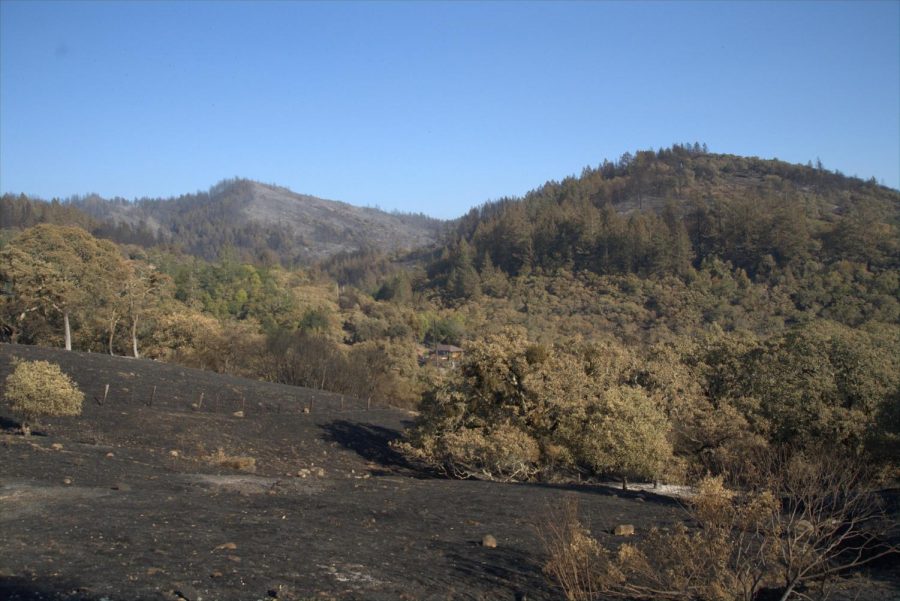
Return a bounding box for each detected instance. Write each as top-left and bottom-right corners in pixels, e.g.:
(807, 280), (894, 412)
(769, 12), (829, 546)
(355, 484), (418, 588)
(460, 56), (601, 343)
(3, 179), (445, 264)
(0, 343), (672, 601)
(436, 146), (900, 286)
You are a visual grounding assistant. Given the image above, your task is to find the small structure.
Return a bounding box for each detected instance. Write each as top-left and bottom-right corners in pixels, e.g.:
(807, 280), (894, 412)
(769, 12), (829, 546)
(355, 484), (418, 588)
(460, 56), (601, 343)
(434, 344), (464, 361)
(419, 343), (465, 368)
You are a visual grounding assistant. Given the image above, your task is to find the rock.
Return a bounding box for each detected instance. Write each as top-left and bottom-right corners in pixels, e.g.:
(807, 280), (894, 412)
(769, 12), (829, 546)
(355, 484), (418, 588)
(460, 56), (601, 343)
(106, 452), (115, 458)
(168, 450), (179, 458)
(210, 570), (223, 579)
(614, 524), (635, 536)
(297, 469), (310, 478)
(63, 477), (73, 485)
(227, 554), (241, 563)
(146, 567), (163, 576)
(302, 407), (310, 414)
(315, 467), (325, 478)
(50, 443), (64, 451)
(482, 534), (498, 548)
(215, 542), (237, 551)
(111, 482), (131, 492)
(232, 411), (244, 418)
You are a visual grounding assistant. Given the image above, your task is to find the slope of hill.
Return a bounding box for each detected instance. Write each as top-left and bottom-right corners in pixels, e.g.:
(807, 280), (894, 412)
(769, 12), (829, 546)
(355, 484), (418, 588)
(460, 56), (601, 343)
(0, 343), (678, 601)
(2, 179), (446, 265)
(433, 146), (900, 292)
(1, 344), (897, 601)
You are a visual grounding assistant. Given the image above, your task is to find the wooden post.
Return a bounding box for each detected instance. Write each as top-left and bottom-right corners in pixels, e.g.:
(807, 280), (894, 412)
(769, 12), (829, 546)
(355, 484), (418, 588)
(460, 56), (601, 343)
(95, 384), (109, 406)
(198, 391), (204, 410)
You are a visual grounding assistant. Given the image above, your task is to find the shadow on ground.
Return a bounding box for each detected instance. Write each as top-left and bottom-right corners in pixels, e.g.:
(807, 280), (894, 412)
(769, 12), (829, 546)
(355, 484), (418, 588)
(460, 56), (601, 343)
(0, 577), (106, 601)
(524, 480), (686, 507)
(439, 540), (548, 599)
(0, 416), (47, 436)
(319, 419), (418, 474)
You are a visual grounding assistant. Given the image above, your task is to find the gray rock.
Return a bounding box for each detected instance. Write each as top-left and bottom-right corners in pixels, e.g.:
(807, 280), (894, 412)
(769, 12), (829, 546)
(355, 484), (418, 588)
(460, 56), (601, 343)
(614, 524), (635, 536)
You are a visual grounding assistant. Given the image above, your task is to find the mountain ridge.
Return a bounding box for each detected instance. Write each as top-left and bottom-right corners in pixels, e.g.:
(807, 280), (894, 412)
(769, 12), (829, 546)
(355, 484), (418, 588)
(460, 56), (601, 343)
(3, 148), (898, 269)
(65, 178), (447, 264)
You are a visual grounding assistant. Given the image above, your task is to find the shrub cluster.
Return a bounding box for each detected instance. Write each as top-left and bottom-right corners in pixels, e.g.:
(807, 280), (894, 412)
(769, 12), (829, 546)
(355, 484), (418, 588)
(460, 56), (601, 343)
(3, 359), (84, 431)
(395, 320), (900, 483)
(394, 328), (673, 484)
(540, 450), (897, 601)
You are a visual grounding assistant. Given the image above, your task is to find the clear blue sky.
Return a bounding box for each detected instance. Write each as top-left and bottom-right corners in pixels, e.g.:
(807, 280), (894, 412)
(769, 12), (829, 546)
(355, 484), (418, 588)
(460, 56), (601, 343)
(1, 1), (898, 219)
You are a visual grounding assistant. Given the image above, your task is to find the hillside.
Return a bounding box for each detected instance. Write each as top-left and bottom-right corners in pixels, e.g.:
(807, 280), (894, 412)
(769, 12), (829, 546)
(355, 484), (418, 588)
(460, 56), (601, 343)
(0, 343), (683, 601)
(2, 179), (445, 265)
(2, 344), (897, 601)
(3, 148), (900, 600)
(4, 149), (897, 274)
(444, 146), (900, 283)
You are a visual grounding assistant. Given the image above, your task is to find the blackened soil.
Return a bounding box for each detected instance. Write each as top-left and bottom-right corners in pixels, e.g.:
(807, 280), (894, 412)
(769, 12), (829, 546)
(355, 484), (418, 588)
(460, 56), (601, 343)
(1, 344), (897, 601)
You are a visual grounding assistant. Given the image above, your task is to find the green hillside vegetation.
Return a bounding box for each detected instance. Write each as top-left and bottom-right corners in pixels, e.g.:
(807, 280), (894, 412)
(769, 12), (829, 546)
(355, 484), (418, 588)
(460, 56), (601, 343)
(2, 146), (899, 479)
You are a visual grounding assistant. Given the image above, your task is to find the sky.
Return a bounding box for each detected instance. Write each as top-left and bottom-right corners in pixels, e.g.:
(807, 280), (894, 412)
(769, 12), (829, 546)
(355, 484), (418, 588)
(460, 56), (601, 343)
(1, 1), (898, 219)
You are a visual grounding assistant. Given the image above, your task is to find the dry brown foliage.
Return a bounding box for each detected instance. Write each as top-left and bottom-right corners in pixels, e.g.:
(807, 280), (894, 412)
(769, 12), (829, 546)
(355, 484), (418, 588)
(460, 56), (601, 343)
(539, 449), (898, 601)
(204, 447), (257, 472)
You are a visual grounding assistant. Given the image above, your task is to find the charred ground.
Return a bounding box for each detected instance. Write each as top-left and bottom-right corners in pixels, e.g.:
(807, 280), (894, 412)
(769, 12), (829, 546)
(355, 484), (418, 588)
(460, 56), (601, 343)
(0, 344), (897, 601)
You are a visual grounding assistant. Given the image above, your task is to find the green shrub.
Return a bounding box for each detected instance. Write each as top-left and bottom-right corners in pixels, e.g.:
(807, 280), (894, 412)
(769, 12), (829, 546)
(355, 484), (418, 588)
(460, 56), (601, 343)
(395, 328), (674, 483)
(3, 359), (84, 432)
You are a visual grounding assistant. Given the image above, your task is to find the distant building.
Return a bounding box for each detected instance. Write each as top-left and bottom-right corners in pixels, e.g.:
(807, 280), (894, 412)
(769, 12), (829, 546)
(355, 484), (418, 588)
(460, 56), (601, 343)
(434, 344), (464, 361)
(417, 344), (465, 368)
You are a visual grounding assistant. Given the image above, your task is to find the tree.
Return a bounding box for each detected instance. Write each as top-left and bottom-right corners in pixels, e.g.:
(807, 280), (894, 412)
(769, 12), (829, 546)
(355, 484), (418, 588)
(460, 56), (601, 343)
(751, 321), (899, 453)
(0, 225), (127, 350)
(3, 359), (84, 434)
(395, 330), (673, 484)
(447, 239), (481, 300)
(123, 260), (171, 358)
(565, 386), (672, 488)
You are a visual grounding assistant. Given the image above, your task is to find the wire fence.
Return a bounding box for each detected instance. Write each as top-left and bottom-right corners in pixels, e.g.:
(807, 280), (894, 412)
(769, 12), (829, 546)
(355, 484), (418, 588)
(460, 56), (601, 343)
(0, 343), (377, 418)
